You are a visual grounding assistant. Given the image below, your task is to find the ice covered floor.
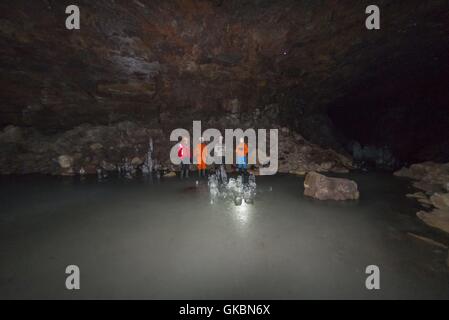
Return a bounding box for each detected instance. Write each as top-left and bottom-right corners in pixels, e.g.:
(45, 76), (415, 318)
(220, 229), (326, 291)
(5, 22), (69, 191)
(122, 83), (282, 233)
(0, 172), (448, 299)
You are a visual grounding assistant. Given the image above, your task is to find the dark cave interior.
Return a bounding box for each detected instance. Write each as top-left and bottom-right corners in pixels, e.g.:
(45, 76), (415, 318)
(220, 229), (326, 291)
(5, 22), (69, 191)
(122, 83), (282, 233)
(1, 0), (449, 301)
(1, 0), (448, 174)
(329, 61), (449, 165)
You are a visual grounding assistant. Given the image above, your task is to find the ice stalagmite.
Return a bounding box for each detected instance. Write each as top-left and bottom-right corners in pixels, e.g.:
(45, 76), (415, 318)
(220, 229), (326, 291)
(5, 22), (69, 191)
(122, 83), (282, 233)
(208, 174), (219, 204)
(208, 171), (256, 206)
(142, 137), (153, 175)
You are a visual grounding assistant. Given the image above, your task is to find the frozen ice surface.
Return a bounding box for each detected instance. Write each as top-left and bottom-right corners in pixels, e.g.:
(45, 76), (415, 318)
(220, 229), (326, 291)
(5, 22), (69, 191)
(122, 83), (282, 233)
(1, 173), (449, 299)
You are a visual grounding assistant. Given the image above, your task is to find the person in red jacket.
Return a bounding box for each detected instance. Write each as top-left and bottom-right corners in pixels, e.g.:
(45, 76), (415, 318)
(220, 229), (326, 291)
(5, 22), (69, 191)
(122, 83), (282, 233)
(177, 136), (190, 179)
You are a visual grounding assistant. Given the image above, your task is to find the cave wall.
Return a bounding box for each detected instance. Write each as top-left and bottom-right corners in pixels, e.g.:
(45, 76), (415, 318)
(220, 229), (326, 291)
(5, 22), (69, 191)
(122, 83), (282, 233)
(1, 0), (448, 166)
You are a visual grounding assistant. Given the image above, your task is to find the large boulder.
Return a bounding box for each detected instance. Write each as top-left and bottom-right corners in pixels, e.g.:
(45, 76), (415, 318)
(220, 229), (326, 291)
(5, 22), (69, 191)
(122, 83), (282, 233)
(304, 171), (359, 201)
(57, 154), (74, 176)
(57, 155), (73, 169)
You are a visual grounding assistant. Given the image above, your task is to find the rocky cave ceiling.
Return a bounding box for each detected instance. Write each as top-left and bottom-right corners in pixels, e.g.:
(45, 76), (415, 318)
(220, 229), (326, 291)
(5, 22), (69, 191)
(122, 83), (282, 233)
(1, 0), (448, 161)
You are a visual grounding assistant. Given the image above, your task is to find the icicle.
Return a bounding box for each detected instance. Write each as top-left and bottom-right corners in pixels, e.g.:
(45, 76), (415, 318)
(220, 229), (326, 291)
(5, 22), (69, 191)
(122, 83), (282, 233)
(208, 174), (219, 203)
(97, 168), (102, 181)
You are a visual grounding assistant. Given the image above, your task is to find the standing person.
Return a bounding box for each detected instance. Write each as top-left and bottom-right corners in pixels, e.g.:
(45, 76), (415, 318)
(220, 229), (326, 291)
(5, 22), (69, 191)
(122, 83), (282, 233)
(235, 137), (248, 174)
(214, 135), (226, 166)
(177, 136), (190, 179)
(195, 137), (207, 177)
(214, 135), (226, 183)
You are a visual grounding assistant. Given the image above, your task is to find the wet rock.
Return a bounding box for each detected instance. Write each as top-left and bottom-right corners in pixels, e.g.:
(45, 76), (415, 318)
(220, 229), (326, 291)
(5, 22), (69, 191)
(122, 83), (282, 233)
(0, 116), (351, 178)
(278, 129), (353, 175)
(57, 155), (73, 169)
(406, 192), (428, 200)
(417, 197), (433, 207)
(397, 162), (449, 235)
(417, 209), (449, 234)
(97, 80), (156, 97)
(395, 161), (449, 220)
(131, 157), (144, 166)
(407, 233), (448, 249)
(90, 143), (104, 151)
(223, 98), (240, 114)
(304, 171), (359, 201)
(0, 121), (166, 175)
(395, 162), (449, 188)
(57, 155), (74, 176)
(0, 125), (24, 143)
(412, 181), (443, 194)
(101, 160), (116, 172)
(84, 164), (98, 175)
(430, 193), (449, 210)
(164, 171), (176, 178)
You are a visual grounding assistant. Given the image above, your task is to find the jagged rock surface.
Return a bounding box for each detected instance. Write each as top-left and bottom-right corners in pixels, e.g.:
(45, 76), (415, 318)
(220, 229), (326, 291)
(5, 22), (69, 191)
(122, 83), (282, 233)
(397, 162), (449, 234)
(0, 122), (165, 175)
(277, 128), (353, 175)
(0, 121), (353, 176)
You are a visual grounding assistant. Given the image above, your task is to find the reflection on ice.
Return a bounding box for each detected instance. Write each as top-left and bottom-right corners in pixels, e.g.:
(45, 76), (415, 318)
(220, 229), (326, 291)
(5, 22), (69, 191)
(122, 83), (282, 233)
(233, 201), (252, 225)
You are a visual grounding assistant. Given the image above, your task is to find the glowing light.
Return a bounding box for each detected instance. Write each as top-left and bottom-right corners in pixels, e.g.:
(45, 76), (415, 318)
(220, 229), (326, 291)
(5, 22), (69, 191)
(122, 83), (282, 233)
(233, 201), (251, 225)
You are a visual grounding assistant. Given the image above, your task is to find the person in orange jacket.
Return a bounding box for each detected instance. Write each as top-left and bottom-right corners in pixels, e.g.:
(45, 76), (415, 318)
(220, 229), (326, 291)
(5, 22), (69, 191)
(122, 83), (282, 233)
(236, 137), (248, 173)
(195, 137), (207, 177)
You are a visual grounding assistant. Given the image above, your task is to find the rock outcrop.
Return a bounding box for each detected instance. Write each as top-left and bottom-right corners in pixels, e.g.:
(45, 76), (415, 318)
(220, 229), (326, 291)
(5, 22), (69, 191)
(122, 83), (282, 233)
(277, 128), (353, 175)
(0, 120), (353, 176)
(303, 171), (359, 201)
(395, 162), (449, 192)
(0, 122), (166, 175)
(417, 210), (449, 234)
(397, 162), (449, 234)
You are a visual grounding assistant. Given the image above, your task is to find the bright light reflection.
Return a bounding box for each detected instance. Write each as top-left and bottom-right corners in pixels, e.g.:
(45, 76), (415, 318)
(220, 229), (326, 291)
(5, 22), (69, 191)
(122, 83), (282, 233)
(233, 201), (252, 225)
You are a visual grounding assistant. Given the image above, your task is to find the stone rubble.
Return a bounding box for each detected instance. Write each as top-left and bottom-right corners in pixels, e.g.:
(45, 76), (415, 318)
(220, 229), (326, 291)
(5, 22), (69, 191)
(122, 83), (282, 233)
(0, 121), (353, 177)
(396, 162), (449, 234)
(277, 129), (353, 175)
(0, 122), (167, 176)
